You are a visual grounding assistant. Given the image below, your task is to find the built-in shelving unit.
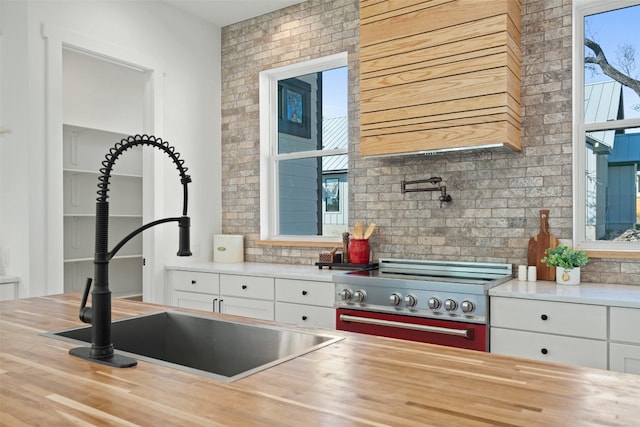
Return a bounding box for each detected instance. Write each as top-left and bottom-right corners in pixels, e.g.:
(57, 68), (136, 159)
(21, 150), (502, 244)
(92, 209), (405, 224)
(62, 47), (146, 298)
(62, 125), (143, 297)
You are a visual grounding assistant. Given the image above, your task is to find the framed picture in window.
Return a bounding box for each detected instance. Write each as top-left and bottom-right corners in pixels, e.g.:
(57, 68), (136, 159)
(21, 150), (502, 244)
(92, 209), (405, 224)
(278, 78), (311, 138)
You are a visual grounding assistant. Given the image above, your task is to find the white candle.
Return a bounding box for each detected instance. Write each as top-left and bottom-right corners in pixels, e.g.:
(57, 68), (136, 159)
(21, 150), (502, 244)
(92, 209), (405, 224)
(527, 266), (537, 282)
(518, 265), (527, 281)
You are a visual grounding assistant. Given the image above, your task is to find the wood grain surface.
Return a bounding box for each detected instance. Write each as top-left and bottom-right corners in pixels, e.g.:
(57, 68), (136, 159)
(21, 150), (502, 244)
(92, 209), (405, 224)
(528, 209), (560, 281)
(359, 0), (522, 156)
(2, 295), (640, 426)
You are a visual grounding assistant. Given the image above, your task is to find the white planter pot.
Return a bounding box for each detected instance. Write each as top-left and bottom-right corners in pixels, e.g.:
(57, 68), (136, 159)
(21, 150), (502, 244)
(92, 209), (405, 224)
(556, 266), (580, 285)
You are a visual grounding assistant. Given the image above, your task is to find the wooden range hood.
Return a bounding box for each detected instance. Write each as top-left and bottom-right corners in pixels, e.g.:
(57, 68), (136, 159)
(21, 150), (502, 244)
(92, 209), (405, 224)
(359, 0), (522, 156)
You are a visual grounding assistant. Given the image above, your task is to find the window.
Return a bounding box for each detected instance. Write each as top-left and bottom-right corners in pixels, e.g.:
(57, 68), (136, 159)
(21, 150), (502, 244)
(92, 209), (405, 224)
(259, 53), (348, 242)
(573, 0), (640, 254)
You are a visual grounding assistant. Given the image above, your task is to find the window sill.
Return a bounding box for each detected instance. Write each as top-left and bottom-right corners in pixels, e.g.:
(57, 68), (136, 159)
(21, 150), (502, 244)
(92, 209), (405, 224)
(584, 250), (640, 260)
(256, 239), (341, 248)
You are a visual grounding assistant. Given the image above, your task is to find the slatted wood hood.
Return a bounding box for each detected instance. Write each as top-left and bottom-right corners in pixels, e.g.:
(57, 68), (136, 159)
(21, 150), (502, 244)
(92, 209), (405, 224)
(359, 0), (522, 156)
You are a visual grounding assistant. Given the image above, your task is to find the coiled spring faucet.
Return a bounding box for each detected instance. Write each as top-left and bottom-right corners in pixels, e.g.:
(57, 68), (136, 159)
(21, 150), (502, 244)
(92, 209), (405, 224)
(70, 135), (192, 368)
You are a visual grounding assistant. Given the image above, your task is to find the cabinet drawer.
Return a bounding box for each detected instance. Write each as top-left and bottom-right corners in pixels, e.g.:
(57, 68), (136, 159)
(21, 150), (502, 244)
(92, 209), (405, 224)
(220, 296), (274, 321)
(609, 343), (640, 374)
(171, 290), (216, 312)
(275, 278), (335, 307)
(491, 328), (607, 369)
(275, 302), (336, 329)
(491, 297), (606, 339)
(220, 274), (274, 300)
(172, 271), (219, 294)
(610, 307), (640, 345)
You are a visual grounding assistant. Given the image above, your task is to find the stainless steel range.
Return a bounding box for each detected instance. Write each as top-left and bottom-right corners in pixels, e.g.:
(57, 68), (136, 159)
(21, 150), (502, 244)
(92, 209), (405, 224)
(333, 258), (513, 351)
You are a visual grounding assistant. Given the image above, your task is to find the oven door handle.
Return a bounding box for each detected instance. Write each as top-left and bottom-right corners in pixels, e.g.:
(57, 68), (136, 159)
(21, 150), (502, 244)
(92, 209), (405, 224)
(339, 314), (472, 339)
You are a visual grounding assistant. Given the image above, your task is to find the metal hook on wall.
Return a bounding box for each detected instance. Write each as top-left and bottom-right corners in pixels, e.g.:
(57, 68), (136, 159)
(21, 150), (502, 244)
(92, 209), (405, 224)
(401, 177), (452, 208)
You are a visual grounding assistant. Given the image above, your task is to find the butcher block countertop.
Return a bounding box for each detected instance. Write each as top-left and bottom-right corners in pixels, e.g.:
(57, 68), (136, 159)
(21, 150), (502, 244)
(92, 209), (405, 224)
(2, 295), (640, 426)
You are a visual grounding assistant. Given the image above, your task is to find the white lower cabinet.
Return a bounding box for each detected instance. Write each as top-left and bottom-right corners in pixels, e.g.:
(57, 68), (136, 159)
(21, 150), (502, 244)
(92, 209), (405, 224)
(490, 297), (608, 369)
(491, 328), (607, 369)
(219, 274), (274, 321)
(275, 278), (335, 329)
(609, 307), (640, 374)
(491, 295), (640, 374)
(171, 271), (220, 311)
(172, 290), (218, 312)
(168, 269), (336, 328)
(169, 270), (275, 321)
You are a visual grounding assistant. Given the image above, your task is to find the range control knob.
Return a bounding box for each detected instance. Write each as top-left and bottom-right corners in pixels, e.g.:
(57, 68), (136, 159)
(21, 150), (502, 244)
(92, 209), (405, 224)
(338, 289), (352, 301)
(353, 290), (367, 303)
(461, 300), (475, 313)
(427, 297), (441, 310)
(389, 293), (403, 306)
(404, 294), (417, 307)
(444, 299), (458, 311)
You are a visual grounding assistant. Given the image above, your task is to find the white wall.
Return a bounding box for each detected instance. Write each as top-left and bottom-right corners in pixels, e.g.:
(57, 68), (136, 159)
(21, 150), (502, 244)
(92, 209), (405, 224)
(0, 0), (221, 301)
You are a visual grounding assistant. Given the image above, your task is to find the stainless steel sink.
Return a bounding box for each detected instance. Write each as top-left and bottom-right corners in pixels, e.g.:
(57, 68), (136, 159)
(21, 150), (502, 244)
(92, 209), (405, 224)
(46, 311), (342, 382)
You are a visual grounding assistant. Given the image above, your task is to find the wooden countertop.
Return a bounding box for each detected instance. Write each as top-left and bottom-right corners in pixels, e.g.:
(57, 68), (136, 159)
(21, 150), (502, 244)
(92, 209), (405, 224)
(2, 295), (639, 426)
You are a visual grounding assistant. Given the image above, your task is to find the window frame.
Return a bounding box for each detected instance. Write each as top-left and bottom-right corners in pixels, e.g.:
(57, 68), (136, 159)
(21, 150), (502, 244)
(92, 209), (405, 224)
(572, 0), (640, 256)
(258, 52), (348, 243)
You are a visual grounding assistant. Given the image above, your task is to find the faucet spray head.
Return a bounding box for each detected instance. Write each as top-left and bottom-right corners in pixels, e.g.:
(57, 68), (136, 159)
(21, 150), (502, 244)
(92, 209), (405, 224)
(177, 216), (192, 257)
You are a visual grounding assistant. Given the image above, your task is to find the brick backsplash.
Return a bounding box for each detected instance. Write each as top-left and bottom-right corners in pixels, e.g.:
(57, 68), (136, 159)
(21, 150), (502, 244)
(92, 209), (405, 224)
(220, 0), (639, 285)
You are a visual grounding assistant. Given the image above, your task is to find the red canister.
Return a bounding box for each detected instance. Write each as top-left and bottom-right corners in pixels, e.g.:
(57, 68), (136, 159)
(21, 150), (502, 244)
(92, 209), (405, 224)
(349, 239), (370, 264)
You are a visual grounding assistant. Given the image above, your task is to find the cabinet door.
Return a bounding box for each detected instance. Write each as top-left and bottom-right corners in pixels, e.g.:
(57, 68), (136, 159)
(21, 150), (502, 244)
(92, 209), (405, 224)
(220, 274), (274, 300)
(275, 279), (334, 307)
(0, 282), (18, 301)
(610, 307), (640, 345)
(609, 343), (640, 374)
(219, 296), (274, 321)
(171, 290), (216, 312)
(491, 328), (607, 369)
(491, 297), (607, 339)
(275, 302), (336, 329)
(172, 271), (219, 294)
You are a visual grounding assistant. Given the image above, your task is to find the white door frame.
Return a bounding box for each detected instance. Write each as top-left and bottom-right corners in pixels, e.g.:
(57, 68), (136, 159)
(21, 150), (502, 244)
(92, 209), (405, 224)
(42, 25), (165, 302)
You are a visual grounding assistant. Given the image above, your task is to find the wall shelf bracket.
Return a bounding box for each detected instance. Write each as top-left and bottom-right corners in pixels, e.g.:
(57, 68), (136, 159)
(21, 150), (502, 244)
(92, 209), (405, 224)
(401, 177), (452, 207)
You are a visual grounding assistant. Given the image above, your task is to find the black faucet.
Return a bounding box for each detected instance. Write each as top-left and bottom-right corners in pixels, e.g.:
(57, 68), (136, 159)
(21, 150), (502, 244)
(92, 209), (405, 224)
(69, 135), (192, 368)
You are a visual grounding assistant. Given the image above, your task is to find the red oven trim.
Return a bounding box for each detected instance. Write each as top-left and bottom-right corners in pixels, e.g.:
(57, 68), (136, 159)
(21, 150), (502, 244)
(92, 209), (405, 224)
(336, 308), (487, 351)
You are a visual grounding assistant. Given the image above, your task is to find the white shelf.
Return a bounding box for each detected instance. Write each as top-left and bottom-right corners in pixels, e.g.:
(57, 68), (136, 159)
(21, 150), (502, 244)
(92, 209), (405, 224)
(63, 122), (136, 138)
(63, 168), (142, 179)
(64, 215), (142, 260)
(63, 214), (143, 218)
(64, 254), (143, 263)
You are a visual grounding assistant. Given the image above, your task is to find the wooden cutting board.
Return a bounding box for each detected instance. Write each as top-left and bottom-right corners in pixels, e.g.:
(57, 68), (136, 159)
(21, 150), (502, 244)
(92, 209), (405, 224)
(528, 209), (559, 281)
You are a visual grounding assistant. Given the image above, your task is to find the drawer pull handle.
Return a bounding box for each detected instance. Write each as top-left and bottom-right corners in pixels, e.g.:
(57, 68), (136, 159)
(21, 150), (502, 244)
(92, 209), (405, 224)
(191, 280), (196, 285)
(541, 348), (548, 355)
(302, 290), (308, 296)
(302, 316), (308, 321)
(242, 285), (247, 290)
(540, 314), (548, 321)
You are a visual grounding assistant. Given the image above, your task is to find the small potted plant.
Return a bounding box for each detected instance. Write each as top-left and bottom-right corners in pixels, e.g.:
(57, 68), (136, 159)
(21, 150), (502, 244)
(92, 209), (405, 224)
(541, 245), (589, 285)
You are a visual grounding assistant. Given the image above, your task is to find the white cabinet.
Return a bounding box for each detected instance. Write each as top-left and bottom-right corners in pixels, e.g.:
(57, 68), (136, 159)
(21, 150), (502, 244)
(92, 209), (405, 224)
(219, 274), (274, 321)
(169, 270), (274, 321)
(490, 297), (608, 369)
(609, 307), (640, 374)
(171, 270), (220, 311)
(275, 278), (335, 329)
(0, 276), (19, 301)
(168, 268), (336, 327)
